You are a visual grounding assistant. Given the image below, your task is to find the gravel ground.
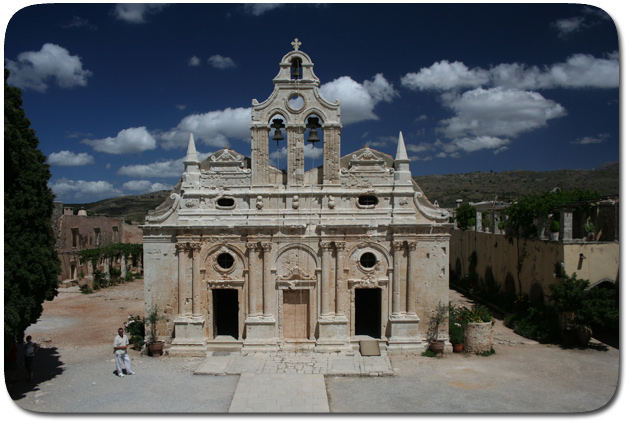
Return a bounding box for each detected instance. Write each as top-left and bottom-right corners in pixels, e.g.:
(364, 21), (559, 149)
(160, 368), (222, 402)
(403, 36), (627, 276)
(4, 280), (621, 415)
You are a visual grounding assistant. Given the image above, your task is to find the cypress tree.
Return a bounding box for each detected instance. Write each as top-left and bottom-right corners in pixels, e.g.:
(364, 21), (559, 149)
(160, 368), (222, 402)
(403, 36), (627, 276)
(4, 69), (61, 353)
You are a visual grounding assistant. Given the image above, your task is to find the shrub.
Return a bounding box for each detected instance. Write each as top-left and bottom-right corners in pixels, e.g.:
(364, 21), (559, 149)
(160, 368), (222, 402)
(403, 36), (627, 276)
(421, 350), (436, 358)
(504, 305), (560, 343)
(458, 305), (493, 324)
(124, 314), (145, 344)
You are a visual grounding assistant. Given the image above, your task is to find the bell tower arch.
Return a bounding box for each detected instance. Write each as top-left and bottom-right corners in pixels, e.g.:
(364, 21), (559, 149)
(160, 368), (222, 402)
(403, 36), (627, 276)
(250, 39), (342, 187)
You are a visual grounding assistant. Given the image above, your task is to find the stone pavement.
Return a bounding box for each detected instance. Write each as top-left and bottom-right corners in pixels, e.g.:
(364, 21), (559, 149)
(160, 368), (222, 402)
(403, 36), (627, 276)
(195, 349), (393, 413)
(195, 349), (393, 376)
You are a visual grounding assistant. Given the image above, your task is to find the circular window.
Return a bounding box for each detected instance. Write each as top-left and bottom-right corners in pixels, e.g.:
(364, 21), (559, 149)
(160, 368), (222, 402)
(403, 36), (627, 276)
(286, 93), (305, 112)
(216, 253), (235, 270)
(359, 252), (377, 269)
(358, 195), (378, 208)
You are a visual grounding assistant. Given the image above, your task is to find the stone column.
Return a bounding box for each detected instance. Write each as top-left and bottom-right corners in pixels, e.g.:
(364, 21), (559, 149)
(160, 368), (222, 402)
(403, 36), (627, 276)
(190, 242), (202, 317)
(286, 125), (305, 187)
(120, 254), (127, 280)
(322, 125), (341, 184)
(176, 243), (187, 315)
(392, 241), (405, 316)
(261, 242), (273, 318)
(406, 242), (417, 315)
(334, 242), (345, 315)
(246, 242), (259, 317)
(560, 209), (573, 241)
(251, 125), (270, 185)
(320, 241), (333, 316)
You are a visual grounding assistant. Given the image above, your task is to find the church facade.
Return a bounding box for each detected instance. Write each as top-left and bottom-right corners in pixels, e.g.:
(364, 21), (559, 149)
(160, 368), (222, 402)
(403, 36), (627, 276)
(142, 40), (452, 355)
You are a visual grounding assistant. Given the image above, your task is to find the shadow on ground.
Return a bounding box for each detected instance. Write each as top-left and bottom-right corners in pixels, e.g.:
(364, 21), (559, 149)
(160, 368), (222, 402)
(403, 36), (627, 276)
(5, 347), (65, 401)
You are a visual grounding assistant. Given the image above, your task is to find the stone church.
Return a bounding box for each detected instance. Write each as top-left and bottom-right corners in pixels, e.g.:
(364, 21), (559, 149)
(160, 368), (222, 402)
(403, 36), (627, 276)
(142, 40), (451, 355)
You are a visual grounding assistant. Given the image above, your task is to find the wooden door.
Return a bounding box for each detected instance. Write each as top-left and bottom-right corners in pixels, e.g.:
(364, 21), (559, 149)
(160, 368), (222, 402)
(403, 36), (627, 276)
(283, 290), (309, 339)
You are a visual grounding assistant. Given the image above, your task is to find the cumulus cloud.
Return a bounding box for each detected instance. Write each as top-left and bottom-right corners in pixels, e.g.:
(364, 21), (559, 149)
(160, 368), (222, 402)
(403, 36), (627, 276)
(436, 136), (510, 155)
(48, 151), (94, 166)
(243, 4), (283, 16)
(208, 55), (236, 69)
(188, 56), (200, 66)
(571, 133), (610, 145)
(117, 151), (213, 178)
(61, 16), (97, 30)
(49, 178), (122, 200)
(122, 180), (174, 193)
(5, 43), (92, 92)
(159, 107), (251, 149)
(320, 74), (398, 125)
(438, 87), (566, 140)
(401, 60), (489, 91)
(402, 53), (619, 92)
(269, 144), (323, 162)
(112, 4), (167, 23)
(82, 127), (157, 154)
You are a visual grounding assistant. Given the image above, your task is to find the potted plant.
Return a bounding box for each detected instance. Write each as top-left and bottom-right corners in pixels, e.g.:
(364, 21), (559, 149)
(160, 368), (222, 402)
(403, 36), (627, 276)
(124, 314), (145, 350)
(459, 305), (494, 354)
(583, 218), (595, 241)
(449, 303), (464, 352)
(550, 220), (560, 241)
(146, 304), (165, 356)
(427, 301), (448, 354)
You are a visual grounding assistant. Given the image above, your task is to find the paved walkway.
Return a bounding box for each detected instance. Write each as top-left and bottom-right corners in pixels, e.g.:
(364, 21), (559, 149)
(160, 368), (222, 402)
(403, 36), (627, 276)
(195, 349), (393, 413)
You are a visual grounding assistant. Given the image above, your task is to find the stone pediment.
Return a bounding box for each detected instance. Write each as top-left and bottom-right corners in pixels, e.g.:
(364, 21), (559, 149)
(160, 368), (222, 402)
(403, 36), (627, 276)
(201, 148), (251, 174)
(342, 148), (392, 175)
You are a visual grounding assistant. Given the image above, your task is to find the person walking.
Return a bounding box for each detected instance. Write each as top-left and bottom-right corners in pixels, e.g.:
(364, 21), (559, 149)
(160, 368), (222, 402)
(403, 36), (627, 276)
(24, 336), (39, 381)
(113, 327), (135, 377)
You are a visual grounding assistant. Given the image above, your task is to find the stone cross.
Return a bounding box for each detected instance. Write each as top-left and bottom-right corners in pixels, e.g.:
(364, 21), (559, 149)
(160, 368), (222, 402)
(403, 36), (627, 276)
(291, 38), (302, 51)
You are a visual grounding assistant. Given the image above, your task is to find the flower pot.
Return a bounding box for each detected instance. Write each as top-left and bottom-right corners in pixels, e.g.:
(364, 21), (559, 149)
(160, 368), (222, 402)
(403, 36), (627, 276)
(452, 343), (464, 353)
(428, 340), (445, 355)
(463, 322), (493, 353)
(148, 341), (164, 357)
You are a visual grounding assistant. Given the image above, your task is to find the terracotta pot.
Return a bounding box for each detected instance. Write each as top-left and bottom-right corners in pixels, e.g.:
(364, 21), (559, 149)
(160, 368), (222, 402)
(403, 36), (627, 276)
(428, 340), (445, 354)
(452, 343), (464, 353)
(148, 341), (164, 357)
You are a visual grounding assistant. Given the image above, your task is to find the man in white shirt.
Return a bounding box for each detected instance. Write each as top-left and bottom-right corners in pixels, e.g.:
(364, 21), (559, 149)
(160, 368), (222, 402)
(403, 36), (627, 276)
(113, 327), (135, 377)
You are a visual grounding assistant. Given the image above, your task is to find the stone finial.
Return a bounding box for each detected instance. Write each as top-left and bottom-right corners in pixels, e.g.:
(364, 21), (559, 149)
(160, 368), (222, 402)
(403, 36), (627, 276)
(291, 38), (302, 51)
(395, 131), (409, 162)
(184, 133), (199, 165)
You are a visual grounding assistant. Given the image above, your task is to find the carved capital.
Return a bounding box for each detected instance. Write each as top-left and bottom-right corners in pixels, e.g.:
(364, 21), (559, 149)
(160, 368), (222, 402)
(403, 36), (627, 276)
(407, 241), (418, 251)
(246, 242), (260, 251)
(175, 242), (187, 252)
(392, 241), (405, 251)
(189, 242), (202, 252)
(319, 241), (333, 251)
(334, 241), (346, 251)
(261, 242), (272, 252)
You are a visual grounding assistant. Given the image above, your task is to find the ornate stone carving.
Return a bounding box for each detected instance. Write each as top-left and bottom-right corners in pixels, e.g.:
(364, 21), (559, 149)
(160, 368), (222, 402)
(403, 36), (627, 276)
(256, 195), (264, 210)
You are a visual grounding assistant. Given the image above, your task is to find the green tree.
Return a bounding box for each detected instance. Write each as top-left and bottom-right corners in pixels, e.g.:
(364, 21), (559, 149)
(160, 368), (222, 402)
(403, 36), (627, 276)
(455, 203), (476, 229)
(4, 69), (61, 353)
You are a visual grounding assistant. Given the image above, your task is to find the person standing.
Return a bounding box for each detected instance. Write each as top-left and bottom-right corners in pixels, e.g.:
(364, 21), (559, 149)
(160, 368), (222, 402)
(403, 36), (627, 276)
(113, 327), (135, 377)
(24, 336), (39, 381)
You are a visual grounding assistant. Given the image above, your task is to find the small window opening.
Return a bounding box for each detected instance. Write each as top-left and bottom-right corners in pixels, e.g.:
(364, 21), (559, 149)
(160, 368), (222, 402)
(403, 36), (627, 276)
(217, 253), (235, 270)
(217, 197), (235, 208)
(360, 252), (377, 269)
(291, 58), (302, 80)
(358, 195), (379, 207)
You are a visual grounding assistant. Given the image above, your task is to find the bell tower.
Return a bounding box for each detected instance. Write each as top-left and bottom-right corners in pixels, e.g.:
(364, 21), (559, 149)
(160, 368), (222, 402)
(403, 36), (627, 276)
(250, 39), (342, 187)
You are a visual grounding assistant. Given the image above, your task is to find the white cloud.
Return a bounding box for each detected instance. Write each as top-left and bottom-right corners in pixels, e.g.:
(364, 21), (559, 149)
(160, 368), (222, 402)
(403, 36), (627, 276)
(5, 43), (92, 92)
(208, 55), (236, 69)
(159, 107), (251, 149)
(571, 133), (610, 145)
(188, 56), (200, 66)
(243, 4), (283, 16)
(402, 54), (619, 93)
(49, 178), (122, 200)
(438, 87), (566, 140)
(401, 60), (489, 91)
(406, 143), (433, 153)
(122, 180), (173, 193)
(553, 17), (586, 38)
(61, 16), (97, 30)
(117, 151), (213, 178)
(82, 127), (157, 154)
(436, 136), (510, 154)
(48, 150), (94, 166)
(269, 144), (322, 162)
(112, 4), (167, 23)
(320, 74), (398, 125)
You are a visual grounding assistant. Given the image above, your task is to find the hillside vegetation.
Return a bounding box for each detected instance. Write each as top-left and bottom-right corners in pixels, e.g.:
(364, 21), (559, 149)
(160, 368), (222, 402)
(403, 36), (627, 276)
(65, 163), (619, 221)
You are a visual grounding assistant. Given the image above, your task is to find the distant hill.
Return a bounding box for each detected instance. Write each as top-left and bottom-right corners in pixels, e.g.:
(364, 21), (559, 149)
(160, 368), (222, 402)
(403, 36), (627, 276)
(415, 162), (619, 207)
(65, 163), (619, 221)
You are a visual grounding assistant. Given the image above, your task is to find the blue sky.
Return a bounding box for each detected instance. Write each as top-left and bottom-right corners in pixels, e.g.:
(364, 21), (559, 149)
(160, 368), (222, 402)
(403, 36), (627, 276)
(3, 2), (621, 204)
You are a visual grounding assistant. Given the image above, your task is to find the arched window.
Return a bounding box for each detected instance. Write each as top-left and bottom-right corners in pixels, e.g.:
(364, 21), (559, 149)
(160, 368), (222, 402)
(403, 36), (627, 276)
(290, 58), (302, 80)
